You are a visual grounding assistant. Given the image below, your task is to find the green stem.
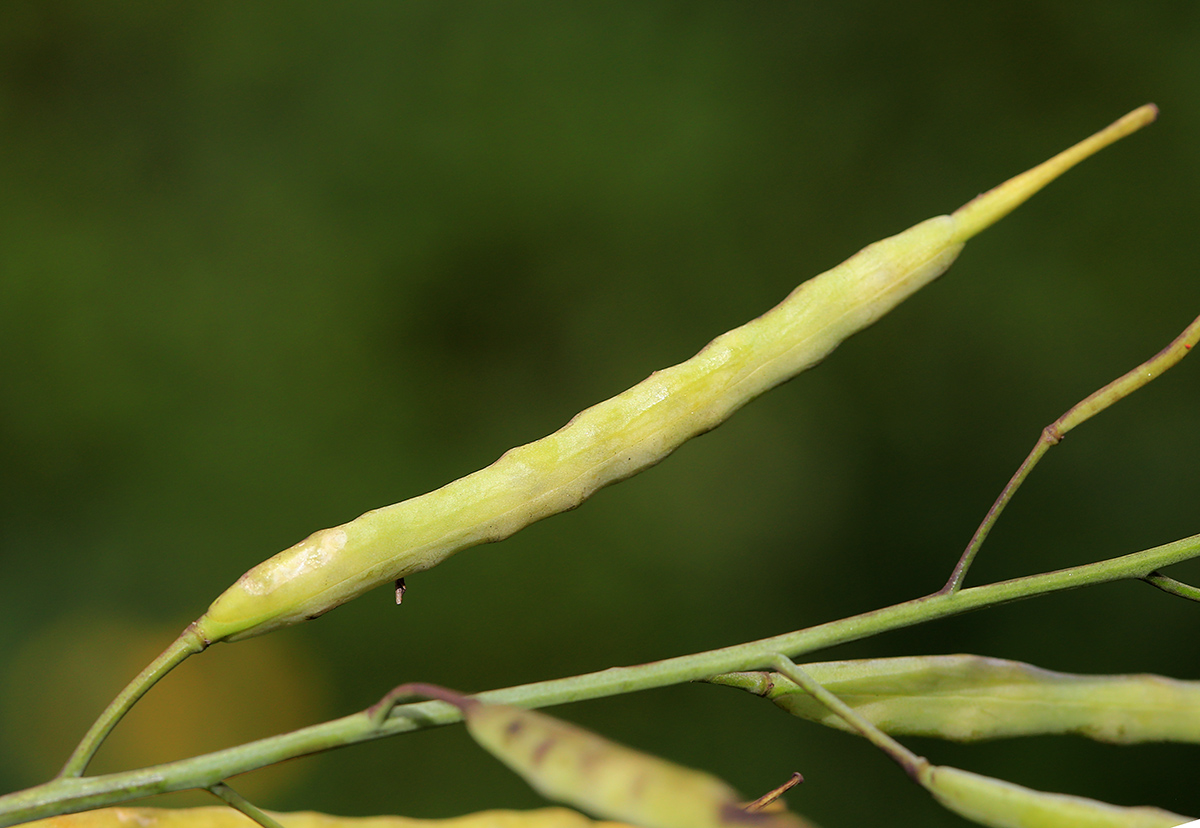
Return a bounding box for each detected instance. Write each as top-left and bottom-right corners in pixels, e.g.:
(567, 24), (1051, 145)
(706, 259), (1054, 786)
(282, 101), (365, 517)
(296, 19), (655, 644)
(942, 312), (1200, 594)
(1142, 572), (1200, 603)
(206, 783), (286, 828)
(942, 440), (1051, 594)
(4, 532), (1198, 827)
(58, 625), (208, 779)
(770, 655), (925, 779)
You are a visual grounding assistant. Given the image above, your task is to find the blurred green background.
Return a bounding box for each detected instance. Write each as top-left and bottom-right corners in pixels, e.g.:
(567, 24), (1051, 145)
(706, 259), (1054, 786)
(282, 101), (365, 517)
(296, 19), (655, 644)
(2, 2), (1199, 825)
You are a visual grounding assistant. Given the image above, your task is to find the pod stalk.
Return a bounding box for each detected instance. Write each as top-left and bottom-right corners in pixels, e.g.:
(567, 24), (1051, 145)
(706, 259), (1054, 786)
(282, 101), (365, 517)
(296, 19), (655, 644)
(58, 625), (207, 779)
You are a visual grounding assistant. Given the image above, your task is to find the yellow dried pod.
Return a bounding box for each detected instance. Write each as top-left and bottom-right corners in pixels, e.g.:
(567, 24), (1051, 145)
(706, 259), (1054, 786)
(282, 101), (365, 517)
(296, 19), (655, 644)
(919, 764), (1192, 828)
(191, 105), (1156, 645)
(369, 685), (811, 828)
(465, 704), (809, 828)
(711, 654), (1200, 744)
(23, 806), (639, 828)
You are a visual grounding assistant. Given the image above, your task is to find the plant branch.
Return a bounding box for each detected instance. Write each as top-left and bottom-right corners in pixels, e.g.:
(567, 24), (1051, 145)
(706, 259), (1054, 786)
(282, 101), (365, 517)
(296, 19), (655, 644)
(942, 312), (1200, 594)
(58, 625), (208, 779)
(1141, 572), (1200, 603)
(771, 655), (924, 778)
(206, 783), (285, 828)
(3, 531), (1198, 827)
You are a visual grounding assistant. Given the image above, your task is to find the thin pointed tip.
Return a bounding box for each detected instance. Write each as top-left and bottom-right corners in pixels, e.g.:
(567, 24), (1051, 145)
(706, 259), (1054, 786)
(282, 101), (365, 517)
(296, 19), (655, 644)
(951, 103), (1159, 242)
(1119, 103), (1159, 135)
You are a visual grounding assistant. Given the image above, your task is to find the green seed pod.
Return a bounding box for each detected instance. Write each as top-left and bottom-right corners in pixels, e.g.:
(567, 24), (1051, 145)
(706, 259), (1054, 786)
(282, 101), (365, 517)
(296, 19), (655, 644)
(765, 656), (1194, 828)
(193, 105), (1157, 644)
(370, 685), (812, 828)
(711, 655), (1200, 744)
(919, 763), (1192, 828)
(194, 213), (956, 643)
(23, 806), (642, 828)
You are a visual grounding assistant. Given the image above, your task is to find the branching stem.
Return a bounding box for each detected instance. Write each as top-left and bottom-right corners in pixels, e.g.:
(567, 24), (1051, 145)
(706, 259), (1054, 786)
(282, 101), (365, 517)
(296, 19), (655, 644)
(771, 655), (925, 780)
(58, 625), (208, 779)
(3, 531), (1198, 827)
(942, 313), (1200, 594)
(1141, 572), (1200, 603)
(207, 783), (286, 828)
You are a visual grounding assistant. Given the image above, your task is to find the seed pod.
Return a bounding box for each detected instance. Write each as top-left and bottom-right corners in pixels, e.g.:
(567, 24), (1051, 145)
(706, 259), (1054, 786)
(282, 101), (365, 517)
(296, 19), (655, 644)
(919, 763), (1192, 828)
(710, 655), (1200, 744)
(22, 806), (641, 828)
(464, 704), (808, 828)
(766, 656), (1194, 828)
(371, 685), (812, 828)
(193, 105), (1157, 644)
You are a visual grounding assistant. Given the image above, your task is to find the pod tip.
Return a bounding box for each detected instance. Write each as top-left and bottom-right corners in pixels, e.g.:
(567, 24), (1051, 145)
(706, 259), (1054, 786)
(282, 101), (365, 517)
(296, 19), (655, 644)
(952, 104), (1159, 242)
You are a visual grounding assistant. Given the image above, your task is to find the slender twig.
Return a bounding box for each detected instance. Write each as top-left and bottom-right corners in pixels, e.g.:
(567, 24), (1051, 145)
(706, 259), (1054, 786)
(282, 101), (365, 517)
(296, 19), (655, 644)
(367, 683), (474, 727)
(771, 655), (925, 780)
(207, 783), (286, 828)
(58, 625), (208, 779)
(2, 531), (1198, 827)
(942, 313), (1200, 594)
(1141, 572), (1200, 603)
